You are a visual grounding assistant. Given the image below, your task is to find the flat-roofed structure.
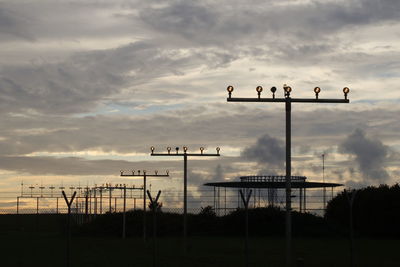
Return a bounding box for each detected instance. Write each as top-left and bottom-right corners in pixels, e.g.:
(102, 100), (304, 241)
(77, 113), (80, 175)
(204, 175), (343, 214)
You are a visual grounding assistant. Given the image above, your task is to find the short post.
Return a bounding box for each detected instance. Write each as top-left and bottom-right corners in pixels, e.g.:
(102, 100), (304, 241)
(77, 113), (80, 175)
(147, 190), (162, 267)
(62, 190), (77, 267)
(240, 189), (253, 267)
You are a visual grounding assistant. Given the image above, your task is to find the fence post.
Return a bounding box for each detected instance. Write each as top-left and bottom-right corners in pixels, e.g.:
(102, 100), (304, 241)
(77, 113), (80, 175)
(62, 190), (77, 267)
(147, 190), (161, 267)
(240, 189), (252, 267)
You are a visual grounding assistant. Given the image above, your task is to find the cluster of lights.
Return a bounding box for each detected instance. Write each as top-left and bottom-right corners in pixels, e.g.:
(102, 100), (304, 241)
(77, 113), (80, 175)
(120, 169), (169, 175)
(151, 146), (220, 155)
(227, 85), (350, 99)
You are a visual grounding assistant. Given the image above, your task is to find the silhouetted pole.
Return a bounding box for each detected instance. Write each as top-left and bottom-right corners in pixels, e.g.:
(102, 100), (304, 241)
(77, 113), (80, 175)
(150, 146), (220, 253)
(240, 189), (252, 267)
(183, 154), (187, 246)
(62, 190), (76, 267)
(322, 154), (326, 210)
(285, 96), (292, 264)
(85, 188), (89, 222)
(122, 184), (127, 239)
(147, 190), (161, 267)
(226, 84), (350, 266)
(121, 170), (169, 242)
(109, 186), (112, 213)
(345, 189), (357, 267)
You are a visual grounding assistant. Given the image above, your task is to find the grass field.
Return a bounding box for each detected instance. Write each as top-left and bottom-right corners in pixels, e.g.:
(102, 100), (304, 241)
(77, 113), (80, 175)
(1, 230), (400, 267)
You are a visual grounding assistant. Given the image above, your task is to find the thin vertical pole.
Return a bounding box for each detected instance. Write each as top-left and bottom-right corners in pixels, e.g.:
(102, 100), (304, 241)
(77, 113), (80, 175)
(114, 197), (117, 212)
(109, 187), (112, 213)
(237, 189), (240, 208)
(57, 198), (59, 214)
(143, 173), (147, 242)
(94, 189), (97, 215)
(322, 154), (326, 210)
(285, 98), (292, 267)
(299, 188), (303, 213)
(224, 187), (227, 216)
(37, 197), (39, 214)
(134, 197), (136, 210)
(304, 188), (306, 212)
(85, 190), (88, 222)
(183, 154), (188, 252)
(17, 197), (19, 214)
(213, 187), (216, 209)
(122, 185), (126, 239)
(100, 189), (103, 214)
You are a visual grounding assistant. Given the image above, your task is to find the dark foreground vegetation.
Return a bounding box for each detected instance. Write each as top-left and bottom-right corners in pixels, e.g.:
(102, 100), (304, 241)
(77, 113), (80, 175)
(1, 185), (400, 266)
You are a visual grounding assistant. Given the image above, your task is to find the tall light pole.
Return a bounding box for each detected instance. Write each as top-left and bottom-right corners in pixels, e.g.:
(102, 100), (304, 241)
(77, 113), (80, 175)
(120, 170), (169, 241)
(227, 84), (350, 266)
(322, 153), (326, 211)
(150, 146), (220, 252)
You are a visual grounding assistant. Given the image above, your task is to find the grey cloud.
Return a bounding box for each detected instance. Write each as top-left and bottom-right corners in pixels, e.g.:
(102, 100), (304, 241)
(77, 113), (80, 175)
(138, 0), (400, 44)
(0, 106), (399, 158)
(339, 128), (390, 182)
(0, 5), (35, 41)
(0, 41), (235, 115)
(241, 134), (285, 168)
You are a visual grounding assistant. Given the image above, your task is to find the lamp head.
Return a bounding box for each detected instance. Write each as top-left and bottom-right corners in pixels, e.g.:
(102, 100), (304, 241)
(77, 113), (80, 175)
(150, 146), (155, 153)
(283, 84), (292, 93)
(314, 87), (321, 94)
(270, 87), (277, 93)
(167, 147), (171, 154)
(343, 87), (350, 100)
(183, 146), (188, 153)
(216, 147), (220, 154)
(227, 85), (234, 93)
(256, 86), (263, 93)
(200, 147), (204, 154)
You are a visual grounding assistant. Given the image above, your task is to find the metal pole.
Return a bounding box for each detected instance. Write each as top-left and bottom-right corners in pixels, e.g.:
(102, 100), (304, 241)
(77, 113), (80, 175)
(123, 185), (126, 239)
(37, 197), (39, 214)
(285, 98), (292, 267)
(57, 197), (59, 214)
(85, 190), (88, 222)
(109, 187), (112, 213)
(323, 154), (326, 211)
(143, 173), (147, 242)
(299, 188), (303, 213)
(94, 189), (97, 215)
(224, 187), (227, 216)
(100, 188), (103, 214)
(67, 204), (71, 267)
(183, 154), (188, 252)
(17, 197), (19, 214)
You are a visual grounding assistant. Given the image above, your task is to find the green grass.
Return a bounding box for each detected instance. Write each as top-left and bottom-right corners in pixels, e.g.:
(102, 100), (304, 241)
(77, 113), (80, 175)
(1, 231), (400, 267)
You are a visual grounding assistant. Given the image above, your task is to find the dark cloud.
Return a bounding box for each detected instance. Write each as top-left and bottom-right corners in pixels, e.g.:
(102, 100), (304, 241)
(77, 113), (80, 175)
(0, 5), (35, 41)
(241, 134), (285, 169)
(339, 128), (390, 182)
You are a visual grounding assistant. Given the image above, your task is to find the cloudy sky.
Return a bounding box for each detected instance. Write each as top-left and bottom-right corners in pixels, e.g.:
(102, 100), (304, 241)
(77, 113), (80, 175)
(0, 0), (399, 208)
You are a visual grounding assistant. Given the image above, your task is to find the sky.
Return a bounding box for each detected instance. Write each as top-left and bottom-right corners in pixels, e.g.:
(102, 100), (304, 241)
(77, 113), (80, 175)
(0, 0), (399, 209)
